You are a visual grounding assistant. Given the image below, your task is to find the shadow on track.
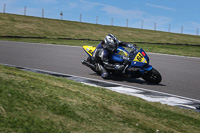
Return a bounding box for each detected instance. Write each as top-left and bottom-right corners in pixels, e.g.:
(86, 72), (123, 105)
(90, 72), (166, 87)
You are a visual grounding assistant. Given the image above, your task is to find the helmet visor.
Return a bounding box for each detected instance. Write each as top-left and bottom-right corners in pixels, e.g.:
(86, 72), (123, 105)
(107, 43), (117, 52)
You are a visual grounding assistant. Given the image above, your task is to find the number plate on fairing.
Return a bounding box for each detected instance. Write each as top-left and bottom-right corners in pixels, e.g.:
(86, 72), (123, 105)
(133, 52), (147, 63)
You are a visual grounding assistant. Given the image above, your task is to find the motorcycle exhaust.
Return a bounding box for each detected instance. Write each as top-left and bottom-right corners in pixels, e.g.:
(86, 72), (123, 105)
(81, 60), (96, 70)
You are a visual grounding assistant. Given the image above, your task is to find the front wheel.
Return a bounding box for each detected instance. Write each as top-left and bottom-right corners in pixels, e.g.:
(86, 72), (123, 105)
(142, 68), (162, 84)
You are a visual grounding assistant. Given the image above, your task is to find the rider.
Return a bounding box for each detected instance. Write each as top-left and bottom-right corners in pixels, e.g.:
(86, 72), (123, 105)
(92, 34), (133, 79)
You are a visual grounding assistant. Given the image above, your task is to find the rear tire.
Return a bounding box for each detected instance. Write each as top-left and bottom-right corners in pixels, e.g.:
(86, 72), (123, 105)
(142, 68), (162, 84)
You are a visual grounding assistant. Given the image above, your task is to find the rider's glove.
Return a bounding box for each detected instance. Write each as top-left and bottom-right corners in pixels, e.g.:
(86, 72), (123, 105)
(115, 65), (124, 70)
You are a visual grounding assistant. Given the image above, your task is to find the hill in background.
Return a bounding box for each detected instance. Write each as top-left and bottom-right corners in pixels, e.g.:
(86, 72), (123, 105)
(0, 13), (200, 45)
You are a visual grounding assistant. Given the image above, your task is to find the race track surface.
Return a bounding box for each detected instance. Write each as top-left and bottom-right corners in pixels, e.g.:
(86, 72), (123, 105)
(0, 41), (199, 100)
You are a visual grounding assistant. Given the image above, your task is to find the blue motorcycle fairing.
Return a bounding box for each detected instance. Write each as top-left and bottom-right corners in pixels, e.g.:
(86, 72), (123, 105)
(129, 48), (149, 68)
(92, 46), (153, 73)
(110, 46), (129, 63)
(130, 61), (147, 68)
(139, 65), (153, 74)
(111, 54), (124, 63)
(110, 47), (150, 68)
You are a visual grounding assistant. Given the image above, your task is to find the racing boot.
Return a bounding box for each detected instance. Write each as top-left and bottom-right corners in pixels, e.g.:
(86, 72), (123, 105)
(96, 63), (109, 79)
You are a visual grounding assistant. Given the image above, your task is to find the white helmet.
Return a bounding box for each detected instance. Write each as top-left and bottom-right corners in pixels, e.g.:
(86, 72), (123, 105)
(103, 34), (119, 52)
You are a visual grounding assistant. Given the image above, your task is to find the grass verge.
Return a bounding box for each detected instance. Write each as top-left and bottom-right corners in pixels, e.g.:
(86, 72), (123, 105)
(1, 13), (200, 44)
(0, 65), (200, 133)
(1, 38), (200, 57)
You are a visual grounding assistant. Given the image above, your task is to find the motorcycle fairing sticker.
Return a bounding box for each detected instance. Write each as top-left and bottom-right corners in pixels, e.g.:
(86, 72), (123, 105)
(133, 52), (147, 63)
(83, 46), (96, 56)
(117, 49), (128, 57)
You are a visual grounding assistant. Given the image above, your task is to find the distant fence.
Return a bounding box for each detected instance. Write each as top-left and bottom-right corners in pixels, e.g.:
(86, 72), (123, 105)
(1, 3), (200, 36)
(1, 35), (199, 46)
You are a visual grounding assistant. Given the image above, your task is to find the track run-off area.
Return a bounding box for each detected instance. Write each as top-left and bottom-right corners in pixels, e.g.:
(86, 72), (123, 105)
(0, 41), (200, 110)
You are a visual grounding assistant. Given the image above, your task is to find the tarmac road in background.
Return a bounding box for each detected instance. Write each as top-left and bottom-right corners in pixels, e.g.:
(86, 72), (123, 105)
(0, 41), (199, 100)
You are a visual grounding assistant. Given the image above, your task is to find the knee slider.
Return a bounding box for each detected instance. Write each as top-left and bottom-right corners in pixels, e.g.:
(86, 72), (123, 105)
(101, 73), (109, 78)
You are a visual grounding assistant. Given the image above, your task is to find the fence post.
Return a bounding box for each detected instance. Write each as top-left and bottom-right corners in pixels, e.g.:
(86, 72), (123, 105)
(3, 3), (6, 13)
(197, 28), (199, 36)
(111, 17), (113, 26)
(154, 23), (156, 31)
(168, 24), (171, 32)
(181, 26), (183, 34)
(80, 14), (82, 22)
(141, 20), (144, 29)
(24, 6), (27, 15)
(126, 19), (128, 27)
(96, 16), (98, 24)
(60, 11), (63, 20)
(42, 9), (44, 18)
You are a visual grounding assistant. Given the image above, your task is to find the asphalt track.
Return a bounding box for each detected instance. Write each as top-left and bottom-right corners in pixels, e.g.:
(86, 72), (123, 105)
(0, 41), (200, 100)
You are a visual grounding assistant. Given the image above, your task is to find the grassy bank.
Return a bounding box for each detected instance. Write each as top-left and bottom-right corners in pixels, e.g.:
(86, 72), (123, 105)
(1, 13), (200, 45)
(0, 65), (200, 133)
(1, 13), (200, 57)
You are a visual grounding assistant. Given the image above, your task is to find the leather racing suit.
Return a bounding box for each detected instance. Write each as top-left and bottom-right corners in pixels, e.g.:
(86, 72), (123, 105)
(92, 41), (129, 78)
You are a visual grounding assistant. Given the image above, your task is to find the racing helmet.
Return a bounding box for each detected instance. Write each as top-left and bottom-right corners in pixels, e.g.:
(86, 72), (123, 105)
(103, 34), (119, 52)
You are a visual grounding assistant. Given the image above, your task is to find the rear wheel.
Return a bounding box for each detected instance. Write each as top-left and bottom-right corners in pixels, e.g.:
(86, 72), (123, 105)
(142, 68), (162, 84)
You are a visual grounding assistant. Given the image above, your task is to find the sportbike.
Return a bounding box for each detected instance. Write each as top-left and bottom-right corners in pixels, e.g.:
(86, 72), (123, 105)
(81, 44), (162, 84)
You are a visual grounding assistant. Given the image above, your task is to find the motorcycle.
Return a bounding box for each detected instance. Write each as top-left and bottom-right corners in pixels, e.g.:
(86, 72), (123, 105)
(81, 44), (162, 84)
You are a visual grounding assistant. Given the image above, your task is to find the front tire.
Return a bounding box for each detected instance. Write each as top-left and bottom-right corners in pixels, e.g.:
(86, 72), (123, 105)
(142, 68), (162, 84)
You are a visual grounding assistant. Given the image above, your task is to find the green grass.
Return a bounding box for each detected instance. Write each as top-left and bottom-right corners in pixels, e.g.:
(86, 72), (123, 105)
(139, 43), (200, 57)
(0, 37), (99, 46)
(0, 13), (200, 58)
(1, 13), (200, 44)
(1, 37), (200, 57)
(1, 65), (200, 133)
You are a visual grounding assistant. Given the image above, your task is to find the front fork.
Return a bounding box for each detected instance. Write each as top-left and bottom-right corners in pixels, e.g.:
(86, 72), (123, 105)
(122, 64), (129, 73)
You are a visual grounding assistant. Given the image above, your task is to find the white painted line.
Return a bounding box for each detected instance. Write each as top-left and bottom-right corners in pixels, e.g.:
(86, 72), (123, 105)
(106, 86), (193, 106)
(176, 104), (197, 110)
(107, 86), (144, 93)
